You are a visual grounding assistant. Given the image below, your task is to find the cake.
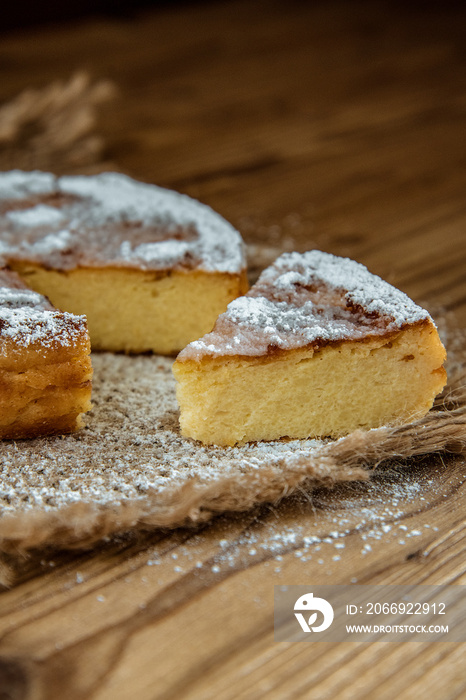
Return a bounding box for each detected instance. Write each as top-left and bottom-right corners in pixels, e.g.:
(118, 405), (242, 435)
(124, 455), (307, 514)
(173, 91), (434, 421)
(0, 171), (247, 355)
(173, 251), (447, 446)
(0, 169), (246, 441)
(0, 267), (92, 439)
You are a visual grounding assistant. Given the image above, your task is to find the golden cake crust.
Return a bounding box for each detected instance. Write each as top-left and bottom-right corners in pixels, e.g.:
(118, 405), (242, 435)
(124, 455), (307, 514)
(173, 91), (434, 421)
(174, 251), (447, 446)
(0, 268), (92, 440)
(177, 251), (436, 361)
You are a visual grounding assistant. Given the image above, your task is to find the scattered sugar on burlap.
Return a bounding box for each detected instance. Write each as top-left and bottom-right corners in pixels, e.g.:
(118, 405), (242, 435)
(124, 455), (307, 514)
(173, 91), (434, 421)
(1, 74), (463, 558)
(0, 340), (464, 554)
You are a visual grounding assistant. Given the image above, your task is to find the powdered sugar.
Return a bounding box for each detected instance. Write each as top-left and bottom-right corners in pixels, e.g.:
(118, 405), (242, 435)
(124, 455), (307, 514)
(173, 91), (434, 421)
(0, 171), (245, 274)
(0, 346), (459, 553)
(133, 240), (191, 266)
(29, 229), (72, 253)
(179, 251), (431, 359)
(0, 273), (86, 350)
(7, 205), (65, 227)
(0, 286), (48, 310)
(268, 252), (428, 323)
(0, 306), (86, 350)
(0, 171), (55, 200)
(0, 354), (324, 514)
(138, 466), (455, 579)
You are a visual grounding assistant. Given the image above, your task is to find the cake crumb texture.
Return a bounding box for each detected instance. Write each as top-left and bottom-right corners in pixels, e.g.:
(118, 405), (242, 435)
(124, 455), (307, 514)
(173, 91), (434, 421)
(0, 350), (461, 554)
(0, 170), (248, 354)
(174, 251), (447, 445)
(0, 269), (92, 439)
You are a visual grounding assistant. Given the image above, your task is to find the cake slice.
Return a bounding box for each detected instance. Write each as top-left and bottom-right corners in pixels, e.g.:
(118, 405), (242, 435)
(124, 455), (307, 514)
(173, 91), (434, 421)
(0, 268), (92, 439)
(173, 251), (447, 446)
(0, 171), (247, 355)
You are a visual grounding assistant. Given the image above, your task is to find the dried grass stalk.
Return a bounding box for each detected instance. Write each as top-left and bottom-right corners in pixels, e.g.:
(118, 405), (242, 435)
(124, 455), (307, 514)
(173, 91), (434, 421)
(0, 72), (116, 172)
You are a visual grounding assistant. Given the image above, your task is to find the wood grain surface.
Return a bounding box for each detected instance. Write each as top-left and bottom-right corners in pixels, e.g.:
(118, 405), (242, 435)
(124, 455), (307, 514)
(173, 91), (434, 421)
(0, 1), (465, 698)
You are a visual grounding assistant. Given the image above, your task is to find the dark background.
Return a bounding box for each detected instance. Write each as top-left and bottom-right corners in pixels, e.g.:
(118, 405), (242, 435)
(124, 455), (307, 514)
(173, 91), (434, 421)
(2, 0), (464, 33)
(3, 0), (208, 32)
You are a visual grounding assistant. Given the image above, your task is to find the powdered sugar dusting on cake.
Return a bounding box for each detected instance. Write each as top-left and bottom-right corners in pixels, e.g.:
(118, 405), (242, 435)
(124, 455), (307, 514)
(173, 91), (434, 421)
(0, 171), (245, 274)
(268, 251), (429, 324)
(7, 204), (66, 227)
(178, 251), (431, 359)
(133, 240), (191, 266)
(0, 307), (86, 350)
(0, 286), (50, 310)
(29, 229), (73, 254)
(0, 171), (56, 200)
(0, 275), (87, 351)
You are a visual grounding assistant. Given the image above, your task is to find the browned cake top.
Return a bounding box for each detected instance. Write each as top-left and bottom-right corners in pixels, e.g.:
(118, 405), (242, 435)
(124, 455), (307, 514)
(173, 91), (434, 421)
(0, 171), (245, 273)
(0, 268), (87, 351)
(178, 251), (432, 360)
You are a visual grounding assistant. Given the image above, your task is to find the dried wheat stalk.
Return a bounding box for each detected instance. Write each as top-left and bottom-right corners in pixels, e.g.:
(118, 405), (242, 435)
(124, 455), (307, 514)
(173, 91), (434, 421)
(0, 72), (116, 172)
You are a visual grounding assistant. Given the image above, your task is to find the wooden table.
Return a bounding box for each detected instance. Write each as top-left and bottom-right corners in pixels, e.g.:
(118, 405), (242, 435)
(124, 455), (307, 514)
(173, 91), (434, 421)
(0, 1), (465, 697)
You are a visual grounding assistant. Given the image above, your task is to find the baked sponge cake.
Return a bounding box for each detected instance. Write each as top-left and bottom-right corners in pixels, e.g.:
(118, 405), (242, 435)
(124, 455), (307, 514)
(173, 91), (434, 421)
(0, 268), (92, 439)
(0, 171), (247, 355)
(173, 251), (447, 446)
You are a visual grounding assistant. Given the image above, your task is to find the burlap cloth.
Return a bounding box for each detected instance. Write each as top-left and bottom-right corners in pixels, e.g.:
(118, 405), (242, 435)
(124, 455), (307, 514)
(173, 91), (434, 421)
(0, 78), (464, 555)
(0, 338), (464, 555)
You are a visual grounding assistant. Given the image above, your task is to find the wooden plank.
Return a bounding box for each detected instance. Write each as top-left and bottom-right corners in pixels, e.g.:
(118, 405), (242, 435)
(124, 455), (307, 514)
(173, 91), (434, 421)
(0, 1), (465, 697)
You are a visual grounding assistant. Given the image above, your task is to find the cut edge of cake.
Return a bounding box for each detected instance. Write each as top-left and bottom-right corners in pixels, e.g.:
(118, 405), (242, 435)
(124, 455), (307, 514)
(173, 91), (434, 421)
(10, 263), (249, 355)
(0, 171), (249, 355)
(173, 251), (447, 446)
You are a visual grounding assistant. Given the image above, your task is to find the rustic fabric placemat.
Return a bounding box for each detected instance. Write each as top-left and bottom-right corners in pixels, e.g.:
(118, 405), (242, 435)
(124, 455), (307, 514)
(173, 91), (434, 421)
(1, 76), (464, 556)
(0, 348), (464, 555)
